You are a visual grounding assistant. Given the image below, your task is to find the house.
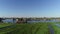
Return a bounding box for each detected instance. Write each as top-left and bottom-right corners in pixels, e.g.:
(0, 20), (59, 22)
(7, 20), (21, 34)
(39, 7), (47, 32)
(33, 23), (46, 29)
(17, 18), (27, 23)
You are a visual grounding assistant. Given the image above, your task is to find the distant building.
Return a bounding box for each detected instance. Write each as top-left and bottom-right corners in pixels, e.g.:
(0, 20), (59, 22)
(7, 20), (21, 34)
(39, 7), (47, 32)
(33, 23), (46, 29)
(17, 18), (27, 24)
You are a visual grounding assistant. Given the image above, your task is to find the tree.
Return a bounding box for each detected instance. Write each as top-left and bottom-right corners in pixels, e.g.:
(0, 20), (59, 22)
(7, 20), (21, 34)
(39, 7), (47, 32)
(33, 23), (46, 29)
(13, 18), (16, 23)
(0, 18), (4, 23)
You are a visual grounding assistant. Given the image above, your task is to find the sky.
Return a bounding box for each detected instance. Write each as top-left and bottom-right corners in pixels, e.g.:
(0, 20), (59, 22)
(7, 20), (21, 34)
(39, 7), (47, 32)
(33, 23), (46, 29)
(0, 0), (60, 17)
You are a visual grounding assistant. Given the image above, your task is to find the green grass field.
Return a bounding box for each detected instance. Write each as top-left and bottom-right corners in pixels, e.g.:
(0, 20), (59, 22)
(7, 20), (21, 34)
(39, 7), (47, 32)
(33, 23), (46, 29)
(7, 23), (50, 34)
(51, 22), (60, 34)
(0, 23), (50, 34)
(0, 23), (13, 28)
(0, 22), (60, 34)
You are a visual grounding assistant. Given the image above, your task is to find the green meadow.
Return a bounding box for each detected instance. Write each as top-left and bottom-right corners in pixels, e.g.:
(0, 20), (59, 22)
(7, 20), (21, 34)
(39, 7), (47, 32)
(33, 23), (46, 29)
(0, 22), (60, 34)
(51, 22), (60, 34)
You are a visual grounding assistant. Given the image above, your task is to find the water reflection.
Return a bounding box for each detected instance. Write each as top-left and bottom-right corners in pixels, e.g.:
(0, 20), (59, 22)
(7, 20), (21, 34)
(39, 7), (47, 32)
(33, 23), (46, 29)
(55, 24), (60, 28)
(27, 20), (60, 23)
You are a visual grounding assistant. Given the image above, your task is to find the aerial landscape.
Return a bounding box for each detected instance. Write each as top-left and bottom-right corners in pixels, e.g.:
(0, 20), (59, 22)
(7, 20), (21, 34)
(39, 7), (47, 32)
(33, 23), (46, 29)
(0, 0), (60, 34)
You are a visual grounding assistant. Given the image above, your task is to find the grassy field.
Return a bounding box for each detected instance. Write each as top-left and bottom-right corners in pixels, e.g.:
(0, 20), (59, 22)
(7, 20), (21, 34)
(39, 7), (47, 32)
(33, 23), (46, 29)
(1, 22), (60, 34)
(0, 23), (15, 34)
(0, 23), (50, 34)
(51, 22), (60, 34)
(0, 23), (13, 28)
(7, 23), (50, 34)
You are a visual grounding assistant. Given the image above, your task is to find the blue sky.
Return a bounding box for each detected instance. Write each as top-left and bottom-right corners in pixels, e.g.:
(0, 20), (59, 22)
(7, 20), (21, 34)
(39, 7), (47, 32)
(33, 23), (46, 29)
(0, 0), (60, 17)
